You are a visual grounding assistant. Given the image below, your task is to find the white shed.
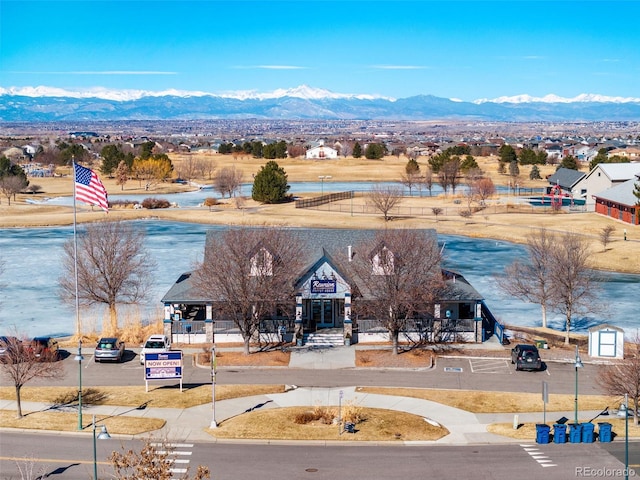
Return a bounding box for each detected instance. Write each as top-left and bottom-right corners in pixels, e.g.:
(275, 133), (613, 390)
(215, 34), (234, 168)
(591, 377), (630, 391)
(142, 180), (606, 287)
(588, 324), (624, 359)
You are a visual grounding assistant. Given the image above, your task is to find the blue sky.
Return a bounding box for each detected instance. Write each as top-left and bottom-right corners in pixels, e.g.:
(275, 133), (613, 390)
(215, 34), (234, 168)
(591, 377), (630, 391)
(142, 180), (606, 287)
(1, 0), (639, 101)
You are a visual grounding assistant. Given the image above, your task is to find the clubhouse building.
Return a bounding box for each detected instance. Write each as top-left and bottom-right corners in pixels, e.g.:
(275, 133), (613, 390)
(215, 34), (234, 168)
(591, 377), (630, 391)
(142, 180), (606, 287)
(161, 228), (498, 346)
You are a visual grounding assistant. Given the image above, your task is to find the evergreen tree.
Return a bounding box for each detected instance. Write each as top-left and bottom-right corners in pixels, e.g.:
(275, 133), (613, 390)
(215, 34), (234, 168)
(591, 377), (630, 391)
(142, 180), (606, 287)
(559, 155), (579, 170)
(518, 147), (537, 165)
(251, 161), (290, 204)
(499, 144), (517, 164)
(364, 143), (386, 159)
(405, 158), (420, 174)
(529, 165), (542, 180)
(353, 142), (362, 158)
(100, 144), (125, 177)
(460, 154), (478, 172)
(634, 180), (640, 206)
(509, 160), (520, 177)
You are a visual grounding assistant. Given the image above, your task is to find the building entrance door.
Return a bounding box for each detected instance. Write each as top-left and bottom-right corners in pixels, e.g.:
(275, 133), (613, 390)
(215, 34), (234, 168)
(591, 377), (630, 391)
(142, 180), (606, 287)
(311, 299), (334, 328)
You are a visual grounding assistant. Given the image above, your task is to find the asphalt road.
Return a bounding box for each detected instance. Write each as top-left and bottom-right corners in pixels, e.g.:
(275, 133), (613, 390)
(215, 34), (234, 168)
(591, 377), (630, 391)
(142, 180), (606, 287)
(0, 432), (637, 480)
(43, 348), (606, 397)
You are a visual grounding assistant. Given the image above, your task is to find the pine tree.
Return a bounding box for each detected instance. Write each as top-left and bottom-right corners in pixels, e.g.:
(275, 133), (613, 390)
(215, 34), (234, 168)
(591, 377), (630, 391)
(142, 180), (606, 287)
(251, 161), (290, 203)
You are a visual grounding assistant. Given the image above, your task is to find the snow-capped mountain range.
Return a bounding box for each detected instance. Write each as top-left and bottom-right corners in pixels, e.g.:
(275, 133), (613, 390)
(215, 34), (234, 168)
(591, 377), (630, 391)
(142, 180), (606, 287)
(1, 85), (640, 122)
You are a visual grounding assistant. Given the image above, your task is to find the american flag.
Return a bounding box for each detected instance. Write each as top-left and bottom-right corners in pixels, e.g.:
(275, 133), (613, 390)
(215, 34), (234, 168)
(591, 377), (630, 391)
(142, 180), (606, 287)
(74, 163), (109, 212)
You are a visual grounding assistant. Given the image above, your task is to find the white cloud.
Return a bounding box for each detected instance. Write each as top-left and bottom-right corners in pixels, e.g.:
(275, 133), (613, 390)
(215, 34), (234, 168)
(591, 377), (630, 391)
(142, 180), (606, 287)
(371, 65), (427, 70)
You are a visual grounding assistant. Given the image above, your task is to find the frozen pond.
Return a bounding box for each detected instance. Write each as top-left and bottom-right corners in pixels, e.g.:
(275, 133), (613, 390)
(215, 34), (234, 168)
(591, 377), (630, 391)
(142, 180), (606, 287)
(0, 220), (637, 339)
(39, 181), (522, 208)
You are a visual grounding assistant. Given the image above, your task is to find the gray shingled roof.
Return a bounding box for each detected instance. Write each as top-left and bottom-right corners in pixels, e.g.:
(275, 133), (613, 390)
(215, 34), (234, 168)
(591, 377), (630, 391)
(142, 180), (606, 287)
(593, 177), (640, 207)
(547, 168), (586, 189)
(161, 227), (484, 304)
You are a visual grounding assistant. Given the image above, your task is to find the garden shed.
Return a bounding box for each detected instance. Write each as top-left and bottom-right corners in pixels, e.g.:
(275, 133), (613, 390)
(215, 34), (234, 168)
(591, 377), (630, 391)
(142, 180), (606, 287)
(588, 324), (624, 359)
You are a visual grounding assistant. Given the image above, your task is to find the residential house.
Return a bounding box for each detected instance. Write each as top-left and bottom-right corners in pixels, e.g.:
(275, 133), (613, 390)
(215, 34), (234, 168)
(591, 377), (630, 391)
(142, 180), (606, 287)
(575, 162), (640, 211)
(592, 174), (640, 225)
(546, 167), (586, 197)
(306, 141), (338, 159)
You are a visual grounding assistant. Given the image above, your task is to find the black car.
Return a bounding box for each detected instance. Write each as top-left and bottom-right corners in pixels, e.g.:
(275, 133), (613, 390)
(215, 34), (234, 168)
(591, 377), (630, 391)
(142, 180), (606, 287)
(511, 344), (542, 371)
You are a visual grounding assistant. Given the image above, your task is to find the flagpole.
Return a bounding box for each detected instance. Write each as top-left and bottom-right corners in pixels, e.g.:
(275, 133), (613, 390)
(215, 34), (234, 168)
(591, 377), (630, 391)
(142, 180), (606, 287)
(72, 159), (81, 338)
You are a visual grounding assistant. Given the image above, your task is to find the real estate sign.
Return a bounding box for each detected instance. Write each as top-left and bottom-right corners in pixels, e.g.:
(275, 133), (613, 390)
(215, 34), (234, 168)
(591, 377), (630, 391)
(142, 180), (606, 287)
(144, 351), (183, 392)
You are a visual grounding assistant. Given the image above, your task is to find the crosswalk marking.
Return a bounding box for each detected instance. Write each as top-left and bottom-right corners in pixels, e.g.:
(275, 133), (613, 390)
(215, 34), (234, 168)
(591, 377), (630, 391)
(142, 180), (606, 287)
(520, 444), (557, 468)
(149, 442), (195, 480)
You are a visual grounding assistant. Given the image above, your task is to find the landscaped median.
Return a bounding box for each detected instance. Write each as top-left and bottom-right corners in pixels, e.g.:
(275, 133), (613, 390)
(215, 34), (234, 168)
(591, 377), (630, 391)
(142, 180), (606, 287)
(0, 384), (285, 435)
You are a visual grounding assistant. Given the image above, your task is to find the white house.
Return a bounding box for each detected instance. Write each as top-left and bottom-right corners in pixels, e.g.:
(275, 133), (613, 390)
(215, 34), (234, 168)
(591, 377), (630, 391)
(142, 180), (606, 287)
(306, 141), (338, 159)
(574, 162), (640, 211)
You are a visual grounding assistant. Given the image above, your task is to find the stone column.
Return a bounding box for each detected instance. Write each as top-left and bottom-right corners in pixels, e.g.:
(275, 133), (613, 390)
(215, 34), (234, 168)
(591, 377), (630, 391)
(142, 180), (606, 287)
(205, 304), (214, 344)
(294, 295), (303, 345)
(343, 292), (353, 344)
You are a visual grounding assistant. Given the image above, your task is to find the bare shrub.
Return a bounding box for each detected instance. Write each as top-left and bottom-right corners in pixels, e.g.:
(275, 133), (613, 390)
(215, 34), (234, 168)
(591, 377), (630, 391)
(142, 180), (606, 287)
(141, 197), (171, 209)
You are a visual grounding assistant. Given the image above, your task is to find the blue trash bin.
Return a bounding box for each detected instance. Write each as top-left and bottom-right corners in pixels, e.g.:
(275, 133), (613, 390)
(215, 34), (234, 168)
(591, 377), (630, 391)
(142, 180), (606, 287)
(598, 422), (612, 443)
(581, 423), (595, 443)
(536, 424), (550, 444)
(553, 424), (567, 444)
(569, 423), (583, 443)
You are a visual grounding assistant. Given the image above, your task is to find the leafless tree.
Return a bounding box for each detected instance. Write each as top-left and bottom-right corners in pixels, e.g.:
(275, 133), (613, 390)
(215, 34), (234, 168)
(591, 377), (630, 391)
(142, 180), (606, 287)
(192, 227), (305, 355)
(0, 175), (27, 205)
(431, 207), (443, 222)
(213, 166), (243, 198)
(351, 229), (445, 354)
(115, 160), (129, 191)
(58, 221), (156, 334)
(597, 337), (640, 426)
(496, 229), (555, 328)
(549, 232), (602, 345)
(0, 335), (65, 418)
(599, 225), (616, 252)
(439, 157), (461, 194)
(367, 184), (403, 221)
(418, 168), (434, 196)
(399, 172), (420, 196)
(110, 437), (210, 480)
(179, 155), (208, 183)
(469, 177), (496, 206)
(203, 157), (217, 180)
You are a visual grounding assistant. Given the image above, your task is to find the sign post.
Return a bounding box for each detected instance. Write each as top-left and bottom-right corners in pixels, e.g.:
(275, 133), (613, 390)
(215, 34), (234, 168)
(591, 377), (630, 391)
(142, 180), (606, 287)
(144, 351), (183, 392)
(210, 345), (217, 429)
(542, 381), (549, 424)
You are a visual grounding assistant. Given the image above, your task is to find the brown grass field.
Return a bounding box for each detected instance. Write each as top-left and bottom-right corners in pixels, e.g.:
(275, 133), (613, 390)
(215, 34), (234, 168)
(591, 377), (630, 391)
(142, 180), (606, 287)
(1, 153), (637, 274)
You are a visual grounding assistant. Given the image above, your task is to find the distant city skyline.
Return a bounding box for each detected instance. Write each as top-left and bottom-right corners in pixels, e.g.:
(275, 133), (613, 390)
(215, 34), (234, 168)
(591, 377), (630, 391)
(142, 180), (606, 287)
(2, 1), (639, 102)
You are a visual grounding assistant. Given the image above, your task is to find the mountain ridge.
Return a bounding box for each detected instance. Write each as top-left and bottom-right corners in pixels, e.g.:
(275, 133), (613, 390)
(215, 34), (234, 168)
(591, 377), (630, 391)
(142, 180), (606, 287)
(2, 85), (640, 122)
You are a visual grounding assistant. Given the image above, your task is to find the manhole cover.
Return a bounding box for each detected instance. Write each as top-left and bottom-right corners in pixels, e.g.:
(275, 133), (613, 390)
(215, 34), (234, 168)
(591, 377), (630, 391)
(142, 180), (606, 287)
(444, 367), (463, 372)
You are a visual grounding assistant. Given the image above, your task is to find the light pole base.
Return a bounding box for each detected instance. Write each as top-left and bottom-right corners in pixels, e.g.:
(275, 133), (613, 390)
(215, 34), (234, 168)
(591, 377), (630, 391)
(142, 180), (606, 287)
(210, 421), (217, 429)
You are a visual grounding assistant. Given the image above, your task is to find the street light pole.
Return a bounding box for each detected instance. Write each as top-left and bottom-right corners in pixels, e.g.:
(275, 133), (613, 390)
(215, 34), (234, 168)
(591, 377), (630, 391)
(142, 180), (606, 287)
(318, 175), (332, 195)
(75, 339), (84, 430)
(92, 414), (111, 480)
(574, 345), (583, 425)
(625, 393), (629, 480)
(210, 345), (217, 429)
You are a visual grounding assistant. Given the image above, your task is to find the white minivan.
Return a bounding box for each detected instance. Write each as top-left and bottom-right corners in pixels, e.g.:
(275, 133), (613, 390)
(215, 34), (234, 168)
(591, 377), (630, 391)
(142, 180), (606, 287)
(139, 334), (171, 365)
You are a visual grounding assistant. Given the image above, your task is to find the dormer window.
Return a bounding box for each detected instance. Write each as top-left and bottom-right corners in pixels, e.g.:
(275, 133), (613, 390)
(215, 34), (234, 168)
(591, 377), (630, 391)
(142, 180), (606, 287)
(372, 246), (394, 275)
(250, 247), (273, 276)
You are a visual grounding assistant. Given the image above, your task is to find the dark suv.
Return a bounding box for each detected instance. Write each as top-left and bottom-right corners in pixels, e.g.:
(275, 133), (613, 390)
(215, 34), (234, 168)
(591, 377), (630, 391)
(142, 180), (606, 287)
(511, 344), (542, 371)
(24, 336), (59, 361)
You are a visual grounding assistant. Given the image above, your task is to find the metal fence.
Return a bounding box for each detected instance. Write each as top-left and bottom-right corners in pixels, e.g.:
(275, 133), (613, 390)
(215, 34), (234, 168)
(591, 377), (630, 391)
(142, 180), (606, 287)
(303, 198), (587, 217)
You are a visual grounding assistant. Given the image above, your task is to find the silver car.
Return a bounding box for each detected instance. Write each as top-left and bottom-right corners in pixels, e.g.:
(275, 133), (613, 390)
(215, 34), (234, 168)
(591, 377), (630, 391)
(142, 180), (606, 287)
(94, 337), (125, 363)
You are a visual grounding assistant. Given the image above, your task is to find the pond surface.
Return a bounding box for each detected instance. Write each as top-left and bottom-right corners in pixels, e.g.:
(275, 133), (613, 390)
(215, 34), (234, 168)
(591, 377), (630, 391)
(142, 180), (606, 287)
(1, 220), (637, 339)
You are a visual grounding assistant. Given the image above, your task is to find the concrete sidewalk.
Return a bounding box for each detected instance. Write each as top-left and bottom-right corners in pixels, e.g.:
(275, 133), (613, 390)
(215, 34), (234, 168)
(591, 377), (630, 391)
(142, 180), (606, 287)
(0, 387), (610, 445)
